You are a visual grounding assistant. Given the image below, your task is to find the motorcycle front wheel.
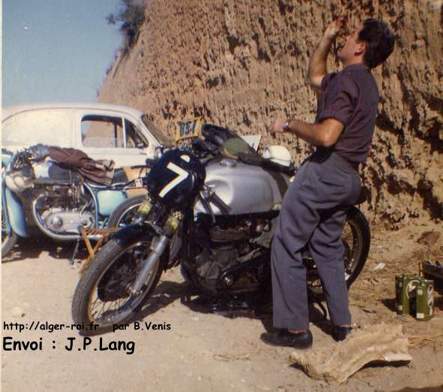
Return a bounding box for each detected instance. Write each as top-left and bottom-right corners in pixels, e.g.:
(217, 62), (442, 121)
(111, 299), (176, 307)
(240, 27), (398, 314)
(107, 195), (146, 228)
(72, 234), (164, 335)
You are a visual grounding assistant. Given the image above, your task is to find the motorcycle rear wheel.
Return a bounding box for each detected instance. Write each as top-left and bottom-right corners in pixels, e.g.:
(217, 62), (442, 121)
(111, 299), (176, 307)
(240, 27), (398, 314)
(72, 234), (164, 335)
(342, 207), (370, 287)
(307, 206), (370, 294)
(2, 210), (18, 258)
(2, 230), (18, 258)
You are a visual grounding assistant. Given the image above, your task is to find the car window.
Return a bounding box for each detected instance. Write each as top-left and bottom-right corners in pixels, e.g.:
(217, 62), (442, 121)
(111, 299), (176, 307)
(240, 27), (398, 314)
(2, 110), (71, 146)
(81, 115), (124, 148)
(141, 114), (173, 146)
(125, 119), (148, 148)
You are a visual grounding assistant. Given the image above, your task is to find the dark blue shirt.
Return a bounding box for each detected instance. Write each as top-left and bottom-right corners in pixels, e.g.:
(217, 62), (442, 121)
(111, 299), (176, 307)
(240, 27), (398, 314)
(316, 63), (379, 164)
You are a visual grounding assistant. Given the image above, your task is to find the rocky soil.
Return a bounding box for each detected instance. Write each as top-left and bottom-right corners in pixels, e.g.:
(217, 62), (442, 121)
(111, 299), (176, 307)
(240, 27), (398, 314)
(99, 0), (442, 226)
(2, 226), (443, 392)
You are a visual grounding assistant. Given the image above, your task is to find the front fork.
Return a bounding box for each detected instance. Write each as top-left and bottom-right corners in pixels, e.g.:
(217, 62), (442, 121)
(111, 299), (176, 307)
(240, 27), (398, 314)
(130, 234), (169, 294)
(129, 201), (179, 295)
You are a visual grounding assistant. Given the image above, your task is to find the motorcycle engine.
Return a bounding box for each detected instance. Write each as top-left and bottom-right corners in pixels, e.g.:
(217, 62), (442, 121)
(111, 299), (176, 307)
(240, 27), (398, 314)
(190, 215), (274, 294)
(41, 209), (95, 234)
(34, 186), (95, 235)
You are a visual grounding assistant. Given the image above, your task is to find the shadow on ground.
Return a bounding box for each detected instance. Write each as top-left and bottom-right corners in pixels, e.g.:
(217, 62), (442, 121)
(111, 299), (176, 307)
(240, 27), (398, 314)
(2, 236), (88, 264)
(180, 289), (337, 339)
(382, 297), (397, 312)
(136, 280), (191, 320)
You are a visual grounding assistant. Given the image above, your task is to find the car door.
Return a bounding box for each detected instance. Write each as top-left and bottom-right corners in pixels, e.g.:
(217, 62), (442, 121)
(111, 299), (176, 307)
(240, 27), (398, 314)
(77, 110), (153, 167)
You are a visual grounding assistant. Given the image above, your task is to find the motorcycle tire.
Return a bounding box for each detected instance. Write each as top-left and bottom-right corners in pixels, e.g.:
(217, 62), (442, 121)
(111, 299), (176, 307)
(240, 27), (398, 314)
(2, 207), (18, 258)
(72, 233), (165, 335)
(342, 206), (370, 287)
(2, 229), (18, 258)
(307, 206), (370, 295)
(107, 195), (147, 228)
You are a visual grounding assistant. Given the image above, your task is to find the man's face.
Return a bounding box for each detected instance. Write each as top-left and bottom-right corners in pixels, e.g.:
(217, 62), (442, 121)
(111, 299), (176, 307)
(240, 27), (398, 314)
(337, 23), (365, 63)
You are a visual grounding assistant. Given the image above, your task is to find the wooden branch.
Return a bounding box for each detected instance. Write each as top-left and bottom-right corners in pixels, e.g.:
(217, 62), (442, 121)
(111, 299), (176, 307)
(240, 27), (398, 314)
(290, 323), (412, 384)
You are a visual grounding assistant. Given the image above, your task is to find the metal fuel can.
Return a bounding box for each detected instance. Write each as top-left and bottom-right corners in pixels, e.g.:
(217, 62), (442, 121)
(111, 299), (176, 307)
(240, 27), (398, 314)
(415, 279), (434, 321)
(395, 275), (407, 314)
(396, 275), (421, 315)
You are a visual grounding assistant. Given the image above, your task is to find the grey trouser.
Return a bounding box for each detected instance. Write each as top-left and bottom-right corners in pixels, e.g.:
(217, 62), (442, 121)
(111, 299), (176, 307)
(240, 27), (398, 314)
(271, 151), (361, 330)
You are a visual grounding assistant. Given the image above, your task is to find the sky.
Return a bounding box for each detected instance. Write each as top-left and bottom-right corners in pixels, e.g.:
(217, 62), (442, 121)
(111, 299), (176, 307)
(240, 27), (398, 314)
(2, 0), (124, 107)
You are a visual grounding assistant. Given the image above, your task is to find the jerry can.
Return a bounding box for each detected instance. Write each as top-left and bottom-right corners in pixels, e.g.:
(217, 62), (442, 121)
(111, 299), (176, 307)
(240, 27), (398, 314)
(415, 279), (434, 321)
(395, 274), (434, 320)
(395, 275), (421, 315)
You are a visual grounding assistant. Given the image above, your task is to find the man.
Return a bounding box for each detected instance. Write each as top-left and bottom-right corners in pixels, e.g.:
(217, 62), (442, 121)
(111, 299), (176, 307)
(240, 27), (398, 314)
(262, 18), (395, 349)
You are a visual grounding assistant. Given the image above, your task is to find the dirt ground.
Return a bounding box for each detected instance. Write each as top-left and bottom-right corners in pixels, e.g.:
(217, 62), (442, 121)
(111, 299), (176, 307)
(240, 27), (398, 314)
(2, 221), (443, 392)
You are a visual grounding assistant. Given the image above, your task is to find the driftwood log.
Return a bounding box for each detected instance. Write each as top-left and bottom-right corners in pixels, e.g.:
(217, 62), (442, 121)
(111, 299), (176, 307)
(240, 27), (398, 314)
(290, 323), (412, 384)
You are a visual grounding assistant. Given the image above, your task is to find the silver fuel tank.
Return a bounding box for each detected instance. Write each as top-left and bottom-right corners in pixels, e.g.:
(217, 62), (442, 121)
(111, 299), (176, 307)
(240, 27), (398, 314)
(194, 159), (290, 215)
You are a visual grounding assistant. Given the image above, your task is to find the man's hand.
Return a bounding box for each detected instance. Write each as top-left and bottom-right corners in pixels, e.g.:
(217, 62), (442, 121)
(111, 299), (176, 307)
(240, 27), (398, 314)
(323, 17), (346, 41)
(270, 119), (288, 136)
(308, 17), (345, 90)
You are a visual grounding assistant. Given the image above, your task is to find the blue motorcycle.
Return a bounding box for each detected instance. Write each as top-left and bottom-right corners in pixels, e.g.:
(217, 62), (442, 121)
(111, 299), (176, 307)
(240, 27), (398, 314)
(1, 147), (148, 257)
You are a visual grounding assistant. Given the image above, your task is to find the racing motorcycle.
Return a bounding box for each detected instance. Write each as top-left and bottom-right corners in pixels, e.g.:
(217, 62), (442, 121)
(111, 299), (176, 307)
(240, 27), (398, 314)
(72, 123), (370, 334)
(1, 147), (148, 257)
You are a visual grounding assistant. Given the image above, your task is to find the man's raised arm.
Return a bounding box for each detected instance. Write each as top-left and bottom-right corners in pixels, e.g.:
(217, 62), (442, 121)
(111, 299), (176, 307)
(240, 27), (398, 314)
(308, 18), (344, 91)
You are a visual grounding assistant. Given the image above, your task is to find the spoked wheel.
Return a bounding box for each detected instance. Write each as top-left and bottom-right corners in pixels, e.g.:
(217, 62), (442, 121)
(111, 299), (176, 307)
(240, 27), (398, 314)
(72, 234), (165, 335)
(2, 209), (18, 258)
(341, 208), (370, 286)
(306, 206), (370, 294)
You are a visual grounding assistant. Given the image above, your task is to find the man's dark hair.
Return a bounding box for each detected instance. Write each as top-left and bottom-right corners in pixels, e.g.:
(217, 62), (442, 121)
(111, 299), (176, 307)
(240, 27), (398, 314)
(358, 18), (395, 68)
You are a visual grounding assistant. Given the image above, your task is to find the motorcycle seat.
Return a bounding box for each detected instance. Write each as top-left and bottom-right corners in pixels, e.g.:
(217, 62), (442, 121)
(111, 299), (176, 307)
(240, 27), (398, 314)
(87, 166), (149, 190)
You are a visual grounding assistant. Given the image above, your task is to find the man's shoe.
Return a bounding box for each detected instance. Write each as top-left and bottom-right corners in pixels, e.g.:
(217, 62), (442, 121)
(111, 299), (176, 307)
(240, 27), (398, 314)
(261, 329), (313, 349)
(332, 326), (352, 342)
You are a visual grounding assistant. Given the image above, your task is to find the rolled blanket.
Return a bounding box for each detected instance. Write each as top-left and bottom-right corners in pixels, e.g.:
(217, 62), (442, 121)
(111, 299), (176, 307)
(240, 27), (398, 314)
(47, 146), (115, 185)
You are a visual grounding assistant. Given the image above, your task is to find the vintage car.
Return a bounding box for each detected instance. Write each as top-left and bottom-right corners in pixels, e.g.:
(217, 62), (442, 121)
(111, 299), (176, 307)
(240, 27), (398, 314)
(1, 103), (173, 167)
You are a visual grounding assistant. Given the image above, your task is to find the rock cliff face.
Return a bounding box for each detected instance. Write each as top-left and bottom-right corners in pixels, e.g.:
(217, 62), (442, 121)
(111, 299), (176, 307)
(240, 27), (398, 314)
(99, 0), (442, 226)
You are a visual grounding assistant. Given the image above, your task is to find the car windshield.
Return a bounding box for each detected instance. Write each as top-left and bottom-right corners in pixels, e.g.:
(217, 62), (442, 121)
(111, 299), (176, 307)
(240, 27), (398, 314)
(141, 115), (174, 146)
